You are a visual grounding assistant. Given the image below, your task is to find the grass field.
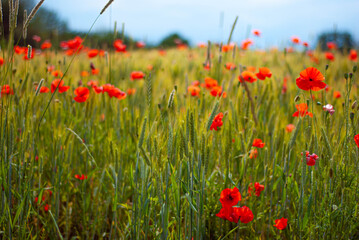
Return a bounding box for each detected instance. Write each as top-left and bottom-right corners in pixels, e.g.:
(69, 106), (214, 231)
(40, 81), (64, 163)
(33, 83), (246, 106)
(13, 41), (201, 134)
(1, 8), (359, 239)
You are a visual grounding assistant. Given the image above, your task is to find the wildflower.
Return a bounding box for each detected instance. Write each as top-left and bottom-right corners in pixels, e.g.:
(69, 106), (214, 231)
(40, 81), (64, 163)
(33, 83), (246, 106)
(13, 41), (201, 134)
(219, 187), (241, 208)
(302, 151), (319, 166)
(303, 42), (309, 47)
(225, 62), (236, 70)
(249, 149), (258, 159)
(87, 80), (98, 87)
(327, 42), (337, 50)
(75, 174), (88, 180)
(291, 36), (300, 44)
(88, 49), (99, 58)
(0, 57), (4, 66)
(241, 39), (253, 50)
(92, 86), (103, 94)
(256, 67), (272, 80)
(136, 41), (146, 48)
(51, 79), (70, 93)
(203, 62), (211, 70)
(237, 206), (254, 223)
(74, 87), (90, 103)
(81, 71), (89, 77)
(333, 91), (341, 98)
(286, 124), (295, 133)
(296, 67), (326, 91)
(222, 44), (234, 52)
(252, 139), (265, 148)
(41, 41), (52, 50)
(203, 77), (218, 89)
(32, 35), (41, 42)
(354, 134), (359, 148)
(38, 86), (49, 93)
(248, 182), (264, 197)
(239, 71), (257, 83)
(1, 85), (14, 95)
(127, 88), (136, 96)
(210, 86), (226, 98)
(323, 104), (335, 115)
(216, 206), (253, 224)
(52, 70), (63, 77)
(210, 113), (224, 131)
(67, 36), (83, 51)
(130, 71), (145, 80)
(349, 49), (357, 61)
(44, 204), (50, 212)
(188, 85), (200, 97)
(253, 29), (261, 37)
(292, 103), (313, 118)
(114, 39), (126, 52)
(274, 217), (288, 230)
(325, 52), (335, 61)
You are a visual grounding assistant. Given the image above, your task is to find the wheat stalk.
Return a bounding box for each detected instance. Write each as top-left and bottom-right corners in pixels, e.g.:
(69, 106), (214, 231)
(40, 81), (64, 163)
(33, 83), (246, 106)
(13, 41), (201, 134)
(23, 0), (45, 30)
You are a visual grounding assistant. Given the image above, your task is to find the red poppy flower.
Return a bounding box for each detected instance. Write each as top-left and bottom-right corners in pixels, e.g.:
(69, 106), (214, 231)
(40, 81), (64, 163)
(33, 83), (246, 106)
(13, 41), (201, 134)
(92, 86), (103, 94)
(222, 44), (234, 52)
(326, 42), (337, 50)
(333, 91), (341, 98)
(304, 151), (318, 166)
(114, 39), (127, 52)
(237, 206), (254, 223)
(291, 36), (300, 44)
(0, 57), (4, 66)
(127, 88), (136, 96)
(130, 71), (145, 80)
(14, 46), (26, 54)
(52, 70), (63, 77)
(136, 41), (146, 48)
(41, 41), (52, 50)
(44, 204), (50, 212)
(216, 206), (253, 224)
(87, 80), (98, 87)
(88, 49), (99, 58)
(219, 187), (241, 208)
(292, 103), (313, 118)
(67, 36), (83, 50)
(249, 149), (258, 159)
(210, 112), (224, 131)
(203, 62), (211, 70)
(256, 67), (272, 80)
(286, 124), (295, 133)
(51, 79), (70, 93)
(295, 67), (326, 91)
(1, 85), (14, 95)
(106, 86), (126, 100)
(239, 71), (257, 83)
(37, 86), (49, 93)
(188, 85), (200, 97)
(91, 68), (100, 75)
(274, 217), (288, 230)
(303, 42), (309, 47)
(203, 77), (218, 89)
(253, 29), (261, 37)
(81, 71), (89, 77)
(210, 86), (226, 98)
(75, 174), (88, 180)
(354, 134), (359, 148)
(325, 52), (335, 61)
(225, 62), (236, 70)
(23, 48), (34, 60)
(252, 139), (265, 148)
(349, 49), (357, 61)
(241, 39), (253, 50)
(74, 87), (90, 103)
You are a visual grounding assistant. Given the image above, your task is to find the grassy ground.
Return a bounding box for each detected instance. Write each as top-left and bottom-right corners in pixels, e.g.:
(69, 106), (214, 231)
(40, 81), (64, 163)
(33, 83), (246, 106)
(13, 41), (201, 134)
(0, 44), (359, 239)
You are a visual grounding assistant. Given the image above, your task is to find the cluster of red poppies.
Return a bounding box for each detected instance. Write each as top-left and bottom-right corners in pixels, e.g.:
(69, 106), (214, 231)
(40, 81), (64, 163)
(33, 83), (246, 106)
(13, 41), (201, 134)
(34, 189), (53, 213)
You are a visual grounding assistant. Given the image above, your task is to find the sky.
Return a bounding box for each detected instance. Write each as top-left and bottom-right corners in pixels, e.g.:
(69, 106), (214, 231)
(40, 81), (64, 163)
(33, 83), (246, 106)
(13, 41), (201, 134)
(43, 0), (359, 47)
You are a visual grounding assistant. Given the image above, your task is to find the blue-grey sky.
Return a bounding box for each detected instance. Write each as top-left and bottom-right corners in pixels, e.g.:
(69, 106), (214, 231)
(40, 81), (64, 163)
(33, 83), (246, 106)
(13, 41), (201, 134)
(43, 0), (359, 47)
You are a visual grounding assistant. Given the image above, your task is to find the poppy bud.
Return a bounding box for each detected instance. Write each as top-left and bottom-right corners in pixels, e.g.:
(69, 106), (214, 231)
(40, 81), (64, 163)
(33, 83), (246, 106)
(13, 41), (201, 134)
(350, 112), (354, 120)
(294, 95), (300, 102)
(19, 78), (22, 83)
(224, 111), (228, 116)
(254, 95), (257, 99)
(352, 101), (357, 109)
(13, 69), (16, 74)
(316, 102), (321, 105)
(349, 73), (353, 79)
(325, 64), (329, 70)
(329, 168), (333, 178)
(353, 66), (357, 73)
(344, 73), (349, 80)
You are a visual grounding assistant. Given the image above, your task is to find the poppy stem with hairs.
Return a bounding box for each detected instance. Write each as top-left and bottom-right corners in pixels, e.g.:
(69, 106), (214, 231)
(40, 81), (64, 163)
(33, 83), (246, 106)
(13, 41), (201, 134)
(239, 65), (258, 126)
(37, 2), (114, 132)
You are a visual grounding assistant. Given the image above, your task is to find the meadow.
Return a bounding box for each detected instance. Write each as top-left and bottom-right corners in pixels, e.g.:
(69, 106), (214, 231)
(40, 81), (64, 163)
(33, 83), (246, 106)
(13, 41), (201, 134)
(1, 3), (359, 239)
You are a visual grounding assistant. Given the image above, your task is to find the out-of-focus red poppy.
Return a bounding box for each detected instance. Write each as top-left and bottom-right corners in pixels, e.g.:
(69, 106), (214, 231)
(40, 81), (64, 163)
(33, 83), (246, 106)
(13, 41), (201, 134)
(302, 151), (318, 166)
(91, 68), (99, 75)
(131, 71), (145, 80)
(349, 49), (357, 61)
(41, 41), (52, 50)
(246, 66), (256, 72)
(292, 103), (313, 118)
(253, 29), (261, 37)
(219, 187), (241, 207)
(92, 86), (103, 94)
(67, 36), (83, 51)
(274, 218), (288, 230)
(127, 88), (136, 96)
(302, 42), (309, 47)
(326, 42), (337, 50)
(202, 77), (218, 89)
(177, 44), (187, 50)
(241, 39), (253, 50)
(249, 149), (258, 159)
(88, 49), (99, 58)
(253, 139), (265, 148)
(210, 86), (226, 98)
(225, 62), (236, 70)
(136, 41), (146, 48)
(210, 112), (224, 131)
(1, 85), (14, 95)
(296, 67), (326, 91)
(74, 87), (90, 103)
(14, 46), (26, 54)
(239, 71), (257, 83)
(51, 79), (70, 93)
(81, 71), (89, 77)
(52, 70), (63, 77)
(87, 80), (98, 87)
(37, 86), (49, 93)
(325, 52), (335, 61)
(23, 47), (34, 60)
(333, 91), (341, 98)
(0, 57), (4, 66)
(75, 174), (88, 180)
(147, 65), (154, 70)
(256, 67), (272, 80)
(159, 49), (166, 56)
(216, 206), (253, 224)
(114, 39), (127, 52)
(188, 85), (200, 97)
(291, 36), (300, 44)
(197, 42), (206, 48)
(286, 124), (295, 133)
(44, 204), (50, 212)
(354, 134), (359, 148)
(203, 62), (211, 70)
(32, 35), (41, 42)
(222, 44), (234, 52)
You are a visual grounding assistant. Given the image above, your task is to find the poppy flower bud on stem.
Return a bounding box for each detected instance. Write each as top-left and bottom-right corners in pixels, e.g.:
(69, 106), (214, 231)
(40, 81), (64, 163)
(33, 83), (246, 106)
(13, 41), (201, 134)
(325, 64), (329, 70)
(353, 66), (357, 73)
(349, 73), (353, 79)
(294, 95), (300, 102)
(352, 101), (357, 109)
(350, 112), (354, 121)
(344, 73), (349, 80)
